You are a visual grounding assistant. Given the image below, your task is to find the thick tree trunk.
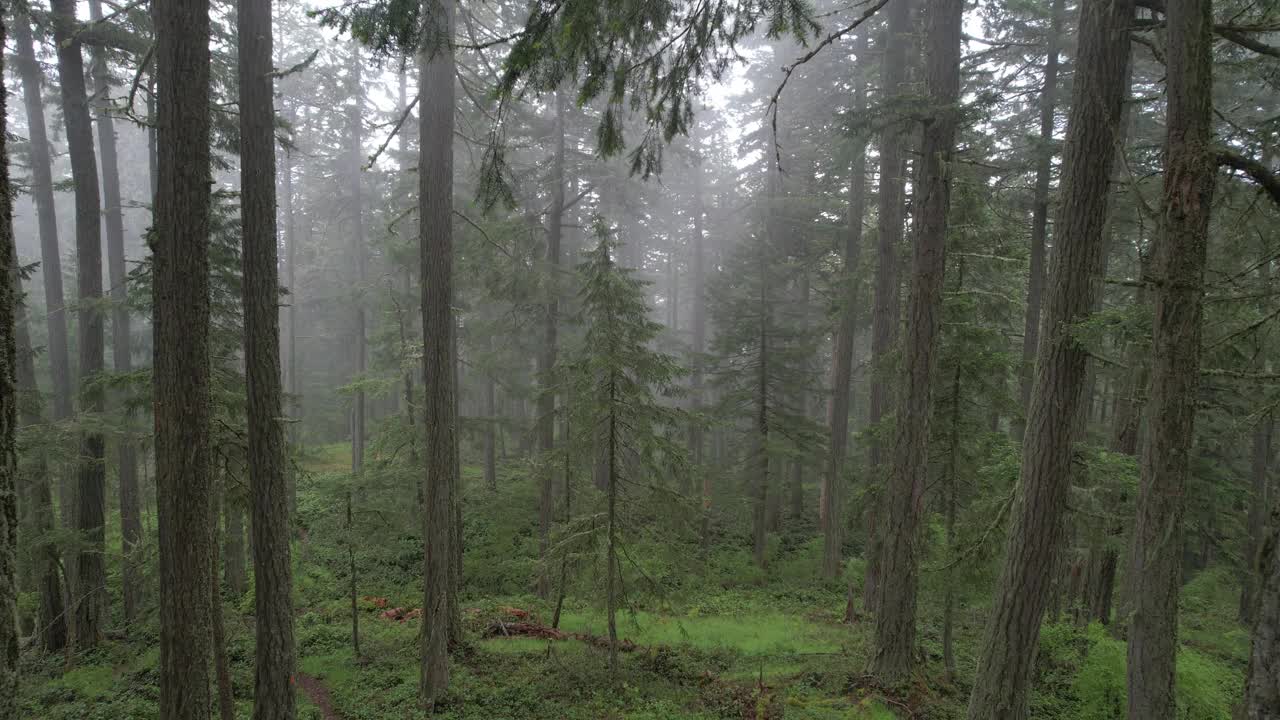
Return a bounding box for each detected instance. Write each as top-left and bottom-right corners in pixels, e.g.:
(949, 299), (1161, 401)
(537, 91), (566, 598)
(864, 0), (913, 609)
(0, 55), (22, 705)
(870, 0), (962, 683)
(1013, 0), (1066, 443)
(239, 4), (298, 713)
(86, 0), (143, 627)
(966, 0), (1133, 715)
(823, 34), (869, 580)
(1126, 0), (1215, 714)
(11, 13), (76, 585)
(419, 0), (457, 702)
(1242, 414), (1272, 624)
(154, 0), (216, 710)
(51, 0), (109, 649)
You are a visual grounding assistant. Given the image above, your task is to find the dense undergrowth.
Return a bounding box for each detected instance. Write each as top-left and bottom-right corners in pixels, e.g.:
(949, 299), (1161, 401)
(17, 444), (1249, 719)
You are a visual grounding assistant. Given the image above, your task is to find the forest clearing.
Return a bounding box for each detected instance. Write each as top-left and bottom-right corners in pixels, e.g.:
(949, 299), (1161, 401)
(0, 0), (1278, 716)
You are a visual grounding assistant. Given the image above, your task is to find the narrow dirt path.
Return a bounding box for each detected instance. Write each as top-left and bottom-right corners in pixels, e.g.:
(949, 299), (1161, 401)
(296, 673), (342, 720)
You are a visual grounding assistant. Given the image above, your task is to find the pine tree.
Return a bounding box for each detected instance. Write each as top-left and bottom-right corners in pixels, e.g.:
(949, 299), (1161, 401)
(154, 0), (216, 712)
(564, 224), (687, 672)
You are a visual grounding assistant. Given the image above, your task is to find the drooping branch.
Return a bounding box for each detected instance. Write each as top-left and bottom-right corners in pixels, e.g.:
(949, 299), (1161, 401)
(1218, 148), (1280, 208)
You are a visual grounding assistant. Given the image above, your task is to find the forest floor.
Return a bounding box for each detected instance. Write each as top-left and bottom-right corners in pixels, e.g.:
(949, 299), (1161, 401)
(15, 443), (1252, 719)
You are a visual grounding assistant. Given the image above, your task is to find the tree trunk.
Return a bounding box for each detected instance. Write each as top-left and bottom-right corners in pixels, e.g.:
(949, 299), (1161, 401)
(210, 488), (235, 720)
(12, 262), (67, 655)
(690, 154), (710, 545)
(86, 0), (143, 628)
(50, 0), (109, 649)
(223, 501), (246, 596)
(1013, 0), (1066, 443)
(753, 254), (770, 569)
(483, 335), (497, 491)
(1242, 413), (1272, 624)
(870, 0), (962, 683)
(154, 0), (216, 709)
(1242, 500), (1280, 718)
(865, 0), (913, 609)
(822, 33), (870, 581)
(606, 367), (620, 675)
(283, 105), (301, 527)
(537, 91), (567, 598)
(966, 0), (1133, 714)
(419, 0), (457, 702)
(348, 50), (367, 483)
(1, 62), (23, 705)
(11, 13), (76, 590)
(1126, 0), (1214, 714)
(239, 4), (298, 712)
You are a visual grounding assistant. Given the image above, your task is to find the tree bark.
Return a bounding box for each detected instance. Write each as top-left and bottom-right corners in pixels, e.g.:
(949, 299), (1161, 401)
(966, 0), (1133, 714)
(0, 38), (22, 704)
(822, 33), (870, 581)
(864, 0), (913, 609)
(419, 0), (457, 703)
(1242, 500), (1280, 718)
(154, 0), (216, 709)
(870, 0), (962, 683)
(1013, 0), (1066, 443)
(283, 106), (301, 526)
(50, 0), (109, 649)
(239, 1), (298, 712)
(1126, 0), (1215, 713)
(537, 90), (566, 598)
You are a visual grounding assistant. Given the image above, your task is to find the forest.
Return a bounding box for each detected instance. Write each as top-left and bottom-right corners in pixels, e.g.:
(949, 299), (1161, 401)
(0, 0), (1278, 717)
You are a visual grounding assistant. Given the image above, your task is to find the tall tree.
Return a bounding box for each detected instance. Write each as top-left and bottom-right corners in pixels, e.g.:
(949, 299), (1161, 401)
(0, 10), (22, 703)
(155, 0), (216, 711)
(870, 0), (963, 682)
(239, 0), (298, 714)
(1126, 0), (1215, 712)
(348, 48), (367, 487)
(822, 32), (869, 580)
(10, 6), (69, 649)
(864, 0), (913, 607)
(50, 0), (108, 647)
(419, 0), (457, 703)
(1013, 0), (1066, 442)
(537, 90), (567, 599)
(87, 0), (143, 625)
(690, 151), (709, 544)
(966, 0), (1134, 714)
